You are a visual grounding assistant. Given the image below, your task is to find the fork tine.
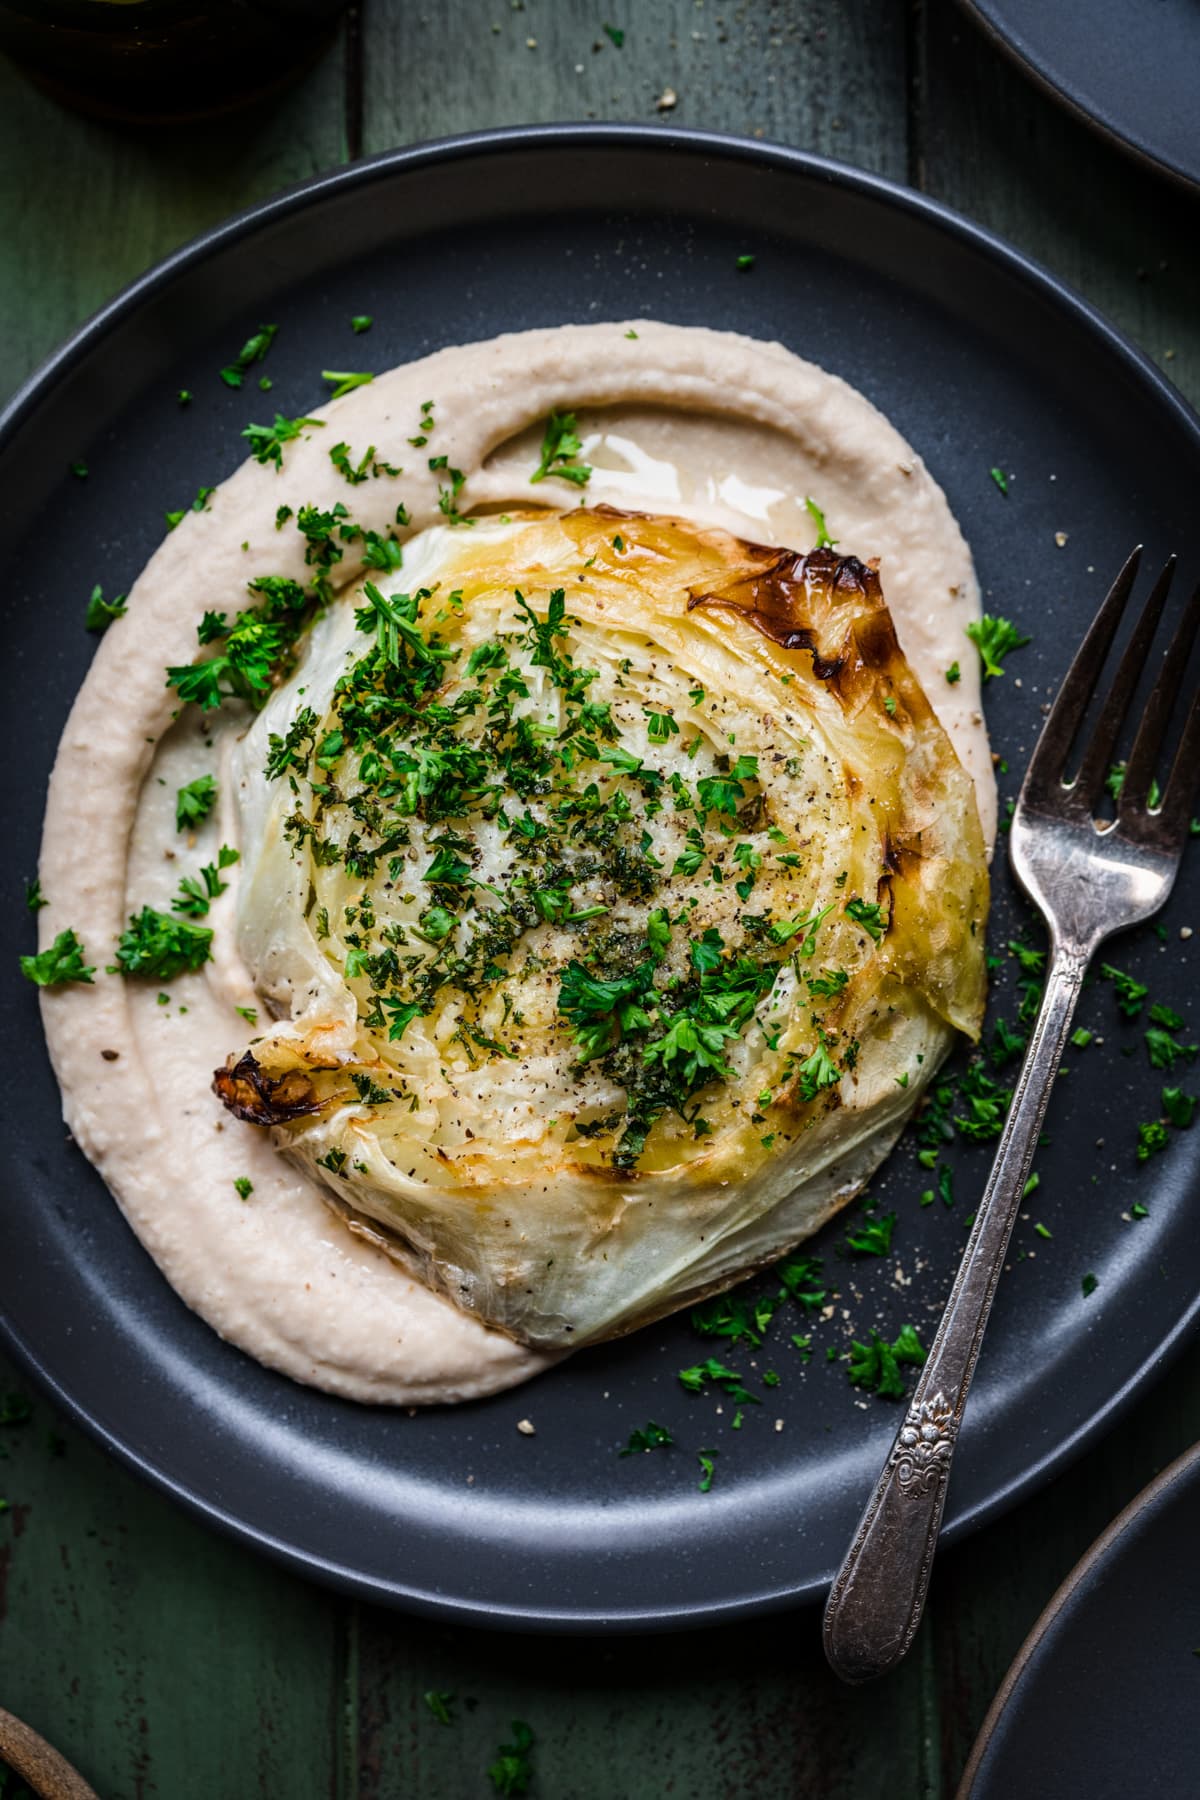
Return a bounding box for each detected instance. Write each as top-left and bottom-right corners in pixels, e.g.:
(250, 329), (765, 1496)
(1120, 576), (1200, 816)
(1022, 545), (1143, 806)
(1155, 683), (1200, 847)
(1072, 556), (1176, 809)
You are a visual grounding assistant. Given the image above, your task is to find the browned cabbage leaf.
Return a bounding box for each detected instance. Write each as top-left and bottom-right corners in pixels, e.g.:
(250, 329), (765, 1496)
(216, 508), (987, 1349)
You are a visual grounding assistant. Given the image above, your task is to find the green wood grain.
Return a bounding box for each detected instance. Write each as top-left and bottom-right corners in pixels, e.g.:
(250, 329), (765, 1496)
(360, 0), (910, 179)
(917, 1), (1200, 410)
(0, 34), (348, 403)
(352, 1601), (940, 1800)
(0, 1362), (348, 1800)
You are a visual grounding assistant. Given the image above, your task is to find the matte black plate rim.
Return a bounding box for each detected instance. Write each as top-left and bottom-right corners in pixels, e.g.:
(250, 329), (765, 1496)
(958, 1438), (1200, 1795)
(959, 0), (1200, 196)
(2, 124), (1200, 1629)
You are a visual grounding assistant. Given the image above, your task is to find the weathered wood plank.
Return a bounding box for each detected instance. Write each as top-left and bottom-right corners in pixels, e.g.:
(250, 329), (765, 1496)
(360, 0), (911, 181)
(0, 1354), (347, 1800)
(352, 1600), (941, 1800)
(915, 2), (1200, 411)
(0, 35), (349, 404)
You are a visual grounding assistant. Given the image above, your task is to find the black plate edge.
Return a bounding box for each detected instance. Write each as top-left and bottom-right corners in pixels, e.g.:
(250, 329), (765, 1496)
(958, 0), (1200, 197)
(957, 1437), (1200, 1796)
(3, 123), (1200, 1630)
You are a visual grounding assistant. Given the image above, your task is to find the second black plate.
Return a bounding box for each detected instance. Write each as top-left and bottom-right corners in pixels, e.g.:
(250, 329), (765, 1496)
(962, 1443), (1200, 1797)
(2, 127), (1199, 1628)
(965, 0), (1200, 192)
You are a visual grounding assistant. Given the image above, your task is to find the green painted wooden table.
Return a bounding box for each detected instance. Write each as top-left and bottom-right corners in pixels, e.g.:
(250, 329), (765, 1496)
(2, 4), (1198, 1794)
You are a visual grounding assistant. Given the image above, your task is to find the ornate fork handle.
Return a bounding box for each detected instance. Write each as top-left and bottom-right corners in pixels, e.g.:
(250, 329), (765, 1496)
(822, 942), (1090, 1683)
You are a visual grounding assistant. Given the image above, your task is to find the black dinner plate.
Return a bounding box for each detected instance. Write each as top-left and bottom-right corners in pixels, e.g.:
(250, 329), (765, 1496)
(2, 127), (1199, 1631)
(960, 1441), (1200, 1797)
(963, 0), (1200, 193)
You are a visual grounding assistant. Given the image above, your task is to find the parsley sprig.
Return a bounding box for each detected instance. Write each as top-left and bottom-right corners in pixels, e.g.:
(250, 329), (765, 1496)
(965, 614), (1031, 681)
(20, 928), (95, 988)
(529, 409), (591, 487)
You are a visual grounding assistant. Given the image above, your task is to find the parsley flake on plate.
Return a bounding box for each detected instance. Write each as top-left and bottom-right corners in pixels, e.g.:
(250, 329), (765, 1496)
(84, 583), (127, 632)
(219, 323), (277, 389)
(350, 314), (373, 334)
(965, 613), (1030, 680)
(619, 1421), (673, 1456)
(1162, 1086), (1197, 1130)
(322, 369), (374, 398)
(844, 1210), (897, 1257)
(848, 1324), (926, 1399)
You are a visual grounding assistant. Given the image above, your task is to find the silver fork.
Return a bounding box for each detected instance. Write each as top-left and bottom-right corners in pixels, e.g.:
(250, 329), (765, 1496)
(822, 546), (1200, 1684)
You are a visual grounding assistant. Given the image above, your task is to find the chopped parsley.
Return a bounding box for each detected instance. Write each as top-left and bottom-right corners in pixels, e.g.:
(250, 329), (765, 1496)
(1145, 1006), (1196, 1070)
(530, 410), (591, 487)
(735, 253), (756, 272)
(330, 440), (400, 485)
(848, 1324), (926, 1399)
(1136, 1119), (1169, 1162)
(25, 878), (46, 912)
(166, 570), (312, 711)
(1100, 963), (1148, 1018)
(487, 1721), (535, 1798)
(219, 323), (277, 388)
(322, 369), (374, 398)
(845, 896), (886, 941)
(804, 496), (835, 549)
(110, 907), (213, 980)
(423, 1690), (454, 1725)
(697, 1449), (719, 1492)
(603, 22), (625, 47)
(989, 466), (1009, 495)
(175, 774), (217, 832)
(350, 314), (373, 334)
(619, 1421), (673, 1456)
(84, 583), (127, 632)
(165, 485), (214, 531)
(171, 845), (238, 917)
(677, 1358), (759, 1404)
(242, 413), (322, 470)
(20, 928), (94, 988)
(966, 614), (1030, 680)
(945, 661), (961, 684)
(233, 1176), (253, 1200)
(1081, 1272), (1098, 1298)
(1162, 1086), (1196, 1130)
(844, 1210), (896, 1257)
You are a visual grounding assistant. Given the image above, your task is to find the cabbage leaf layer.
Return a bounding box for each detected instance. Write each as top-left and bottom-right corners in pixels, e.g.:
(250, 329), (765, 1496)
(217, 508), (988, 1349)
